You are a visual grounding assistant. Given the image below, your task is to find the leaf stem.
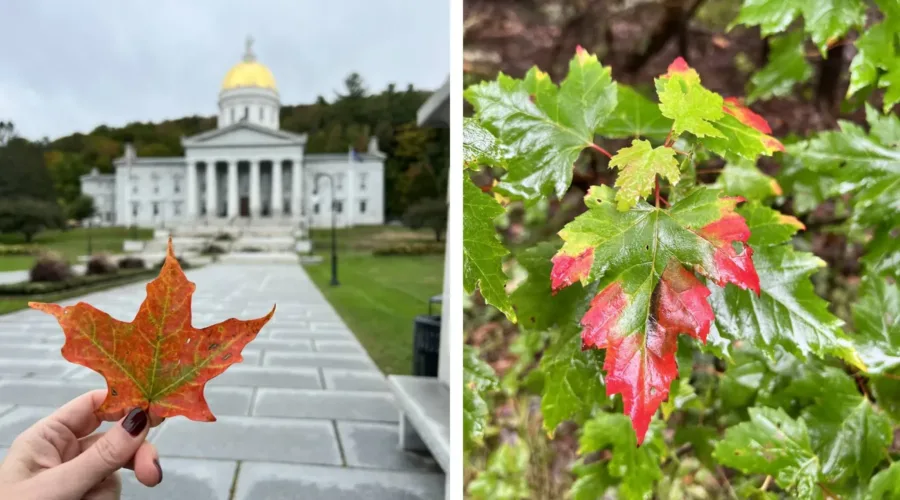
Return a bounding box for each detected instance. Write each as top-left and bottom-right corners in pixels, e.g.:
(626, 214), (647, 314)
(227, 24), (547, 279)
(761, 475), (772, 491)
(664, 129), (674, 147)
(819, 482), (839, 499)
(589, 143), (613, 159)
(655, 175), (661, 208)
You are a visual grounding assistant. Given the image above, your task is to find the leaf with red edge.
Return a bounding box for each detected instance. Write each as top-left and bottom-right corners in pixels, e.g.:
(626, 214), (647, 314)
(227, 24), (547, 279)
(654, 57), (784, 162)
(29, 239), (274, 421)
(551, 185), (759, 442)
(704, 97), (785, 162)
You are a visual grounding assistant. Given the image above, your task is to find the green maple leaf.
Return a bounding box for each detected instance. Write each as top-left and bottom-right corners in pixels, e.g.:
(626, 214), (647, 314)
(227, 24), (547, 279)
(609, 139), (679, 211)
(539, 323), (607, 432)
(715, 407), (821, 499)
(848, 12), (900, 101)
(716, 160), (782, 202)
(510, 242), (579, 332)
(786, 111), (900, 274)
(870, 462), (900, 499)
(655, 60), (724, 138)
(463, 345), (499, 452)
(797, 367), (892, 484)
(577, 413), (665, 500)
(748, 31), (813, 102)
(467, 440), (531, 499)
(801, 0), (866, 54)
(708, 203), (863, 368)
(463, 117), (505, 170)
(463, 176), (515, 320)
(597, 84), (672, 140)
(464, 48), (617, 202)
(851, 275), (900, 375)
(730, 0), (802, 36)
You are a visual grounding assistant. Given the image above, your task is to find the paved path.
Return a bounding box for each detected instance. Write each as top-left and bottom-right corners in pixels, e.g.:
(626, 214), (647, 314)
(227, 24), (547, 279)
(0, 263), (443, 499)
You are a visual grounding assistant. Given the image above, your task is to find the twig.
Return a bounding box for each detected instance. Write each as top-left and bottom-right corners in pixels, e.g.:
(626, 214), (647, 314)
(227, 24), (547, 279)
(590, 143), (613, 159)
(761, 475), (773, 491)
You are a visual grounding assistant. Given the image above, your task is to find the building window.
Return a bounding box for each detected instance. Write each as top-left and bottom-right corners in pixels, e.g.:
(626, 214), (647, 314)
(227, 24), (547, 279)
(132, 202), (139, 217)
(154, 184), (159, 194)
(313, 203), (320, 214)
(244, 107), (249, 120)
(359, 173), (367, 191)
(230, 108), (235, 123)
(259, 107), (264, 121)
(174, 202), (182, 216)
(334, 200), (343, 213)
(336, 174), (344, 191)
(152, 202), (159, 216)
(360, 200), (367, 213)
(132, 185), (138, 195)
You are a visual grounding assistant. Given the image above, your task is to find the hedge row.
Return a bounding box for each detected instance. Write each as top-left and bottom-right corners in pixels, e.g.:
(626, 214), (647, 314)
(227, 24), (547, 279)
(0, 268), (158, 296)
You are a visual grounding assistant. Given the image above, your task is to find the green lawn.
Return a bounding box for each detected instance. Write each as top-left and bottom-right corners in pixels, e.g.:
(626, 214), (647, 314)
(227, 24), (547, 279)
(0, 227), (153, 271)
(308, 225), (437, 252)
(305, 252), (444, 375)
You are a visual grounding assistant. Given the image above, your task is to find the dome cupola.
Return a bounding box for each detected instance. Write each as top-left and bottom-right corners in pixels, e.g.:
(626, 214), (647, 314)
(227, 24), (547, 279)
(217, 36), (281, 130)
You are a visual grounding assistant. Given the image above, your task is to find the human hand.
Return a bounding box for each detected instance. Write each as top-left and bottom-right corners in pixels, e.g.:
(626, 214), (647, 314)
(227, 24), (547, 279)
(0, 390), (164, 500)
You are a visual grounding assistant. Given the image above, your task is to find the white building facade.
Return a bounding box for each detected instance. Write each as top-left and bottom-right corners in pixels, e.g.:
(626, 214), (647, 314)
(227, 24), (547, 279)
(81, 38), (385, 230)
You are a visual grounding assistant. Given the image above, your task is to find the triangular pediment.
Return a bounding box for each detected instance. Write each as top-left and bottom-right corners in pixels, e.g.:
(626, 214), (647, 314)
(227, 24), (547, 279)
(182, 122), (306, 148)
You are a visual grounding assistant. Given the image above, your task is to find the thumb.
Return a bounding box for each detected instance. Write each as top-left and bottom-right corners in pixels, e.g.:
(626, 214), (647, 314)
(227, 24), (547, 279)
(31, 408), (150, 500)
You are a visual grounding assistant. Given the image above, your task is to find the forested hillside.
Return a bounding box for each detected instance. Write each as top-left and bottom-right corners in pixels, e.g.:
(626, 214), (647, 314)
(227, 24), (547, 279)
(13, 73), (448, 220)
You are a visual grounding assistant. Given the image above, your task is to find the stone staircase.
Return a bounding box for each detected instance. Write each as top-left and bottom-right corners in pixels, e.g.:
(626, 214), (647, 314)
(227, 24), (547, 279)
(130, 217), (311, 262)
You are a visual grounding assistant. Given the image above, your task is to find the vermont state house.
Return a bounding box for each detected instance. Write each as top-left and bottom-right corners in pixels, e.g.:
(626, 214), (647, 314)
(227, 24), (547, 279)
(81, 38), (386, 230)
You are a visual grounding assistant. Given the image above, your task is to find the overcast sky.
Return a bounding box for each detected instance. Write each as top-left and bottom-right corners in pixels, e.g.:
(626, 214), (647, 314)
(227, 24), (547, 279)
(0, 1), (450, 140)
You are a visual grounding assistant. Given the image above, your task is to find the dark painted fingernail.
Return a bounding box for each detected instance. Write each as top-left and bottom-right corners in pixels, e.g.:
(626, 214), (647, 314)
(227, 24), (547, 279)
(154, 458), (163, 484)
(122, 408), (148, 436)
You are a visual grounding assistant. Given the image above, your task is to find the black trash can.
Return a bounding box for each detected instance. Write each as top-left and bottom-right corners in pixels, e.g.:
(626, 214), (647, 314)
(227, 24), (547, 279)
(412, 295), (442, 377)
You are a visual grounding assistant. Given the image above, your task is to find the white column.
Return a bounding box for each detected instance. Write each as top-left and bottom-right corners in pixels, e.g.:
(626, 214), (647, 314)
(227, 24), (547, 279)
(250, 160), (261, 218)
(291, 160), (301, 220)
(227, 161), (238, 219)
(272, 160), (283, 217)
(205, 162), (217, 218)
(186, 162), (197, 217)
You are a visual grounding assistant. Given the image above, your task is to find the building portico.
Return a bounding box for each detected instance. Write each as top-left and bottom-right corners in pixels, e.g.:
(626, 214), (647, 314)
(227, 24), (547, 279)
(83, 37), (385, 231)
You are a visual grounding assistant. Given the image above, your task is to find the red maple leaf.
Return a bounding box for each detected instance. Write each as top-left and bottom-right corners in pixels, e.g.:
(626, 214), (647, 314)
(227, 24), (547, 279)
(549, 187), (760, 443)
(581, 262), (713, 442)
(30, 239), (275, 421)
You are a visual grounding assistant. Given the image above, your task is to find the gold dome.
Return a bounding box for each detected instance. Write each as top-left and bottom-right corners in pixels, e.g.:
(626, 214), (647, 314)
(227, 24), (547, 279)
(221, 36), (277, 90)
(221, 61), (277, 90)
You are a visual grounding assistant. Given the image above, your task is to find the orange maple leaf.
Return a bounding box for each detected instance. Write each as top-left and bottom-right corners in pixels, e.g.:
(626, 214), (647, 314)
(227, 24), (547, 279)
(30, 239), (275, 421)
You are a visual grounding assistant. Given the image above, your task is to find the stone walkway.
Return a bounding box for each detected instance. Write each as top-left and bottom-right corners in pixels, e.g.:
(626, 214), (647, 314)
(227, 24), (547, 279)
(0, 264), (443, 499)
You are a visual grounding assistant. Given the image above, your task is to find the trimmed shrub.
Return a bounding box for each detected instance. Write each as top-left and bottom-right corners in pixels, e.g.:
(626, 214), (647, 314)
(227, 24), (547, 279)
(373, 242), (445, 256)
(0, 268), (154, 296)
(86, 254), (117, 275)
(213, 232), (235, 242)
(118, 256), (146, 269)
(238, 246), (264, 253)
(29, 253), (73, 282)
(200, 243), (227, 255)
(0, 244), (39, 256)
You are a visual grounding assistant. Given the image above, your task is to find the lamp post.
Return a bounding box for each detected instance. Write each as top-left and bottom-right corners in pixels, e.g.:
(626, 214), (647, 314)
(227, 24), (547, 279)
(86, 217), (93, 256)
(315, 173), (339, 286)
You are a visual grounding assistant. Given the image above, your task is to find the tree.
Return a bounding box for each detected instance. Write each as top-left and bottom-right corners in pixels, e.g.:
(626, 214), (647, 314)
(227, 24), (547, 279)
(66, 194), (96, 222)
(403, 197), (447, 242)
(0, 197), (63, 242)
(0, 121), (15, 146)
(0, 137), (58, 202)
